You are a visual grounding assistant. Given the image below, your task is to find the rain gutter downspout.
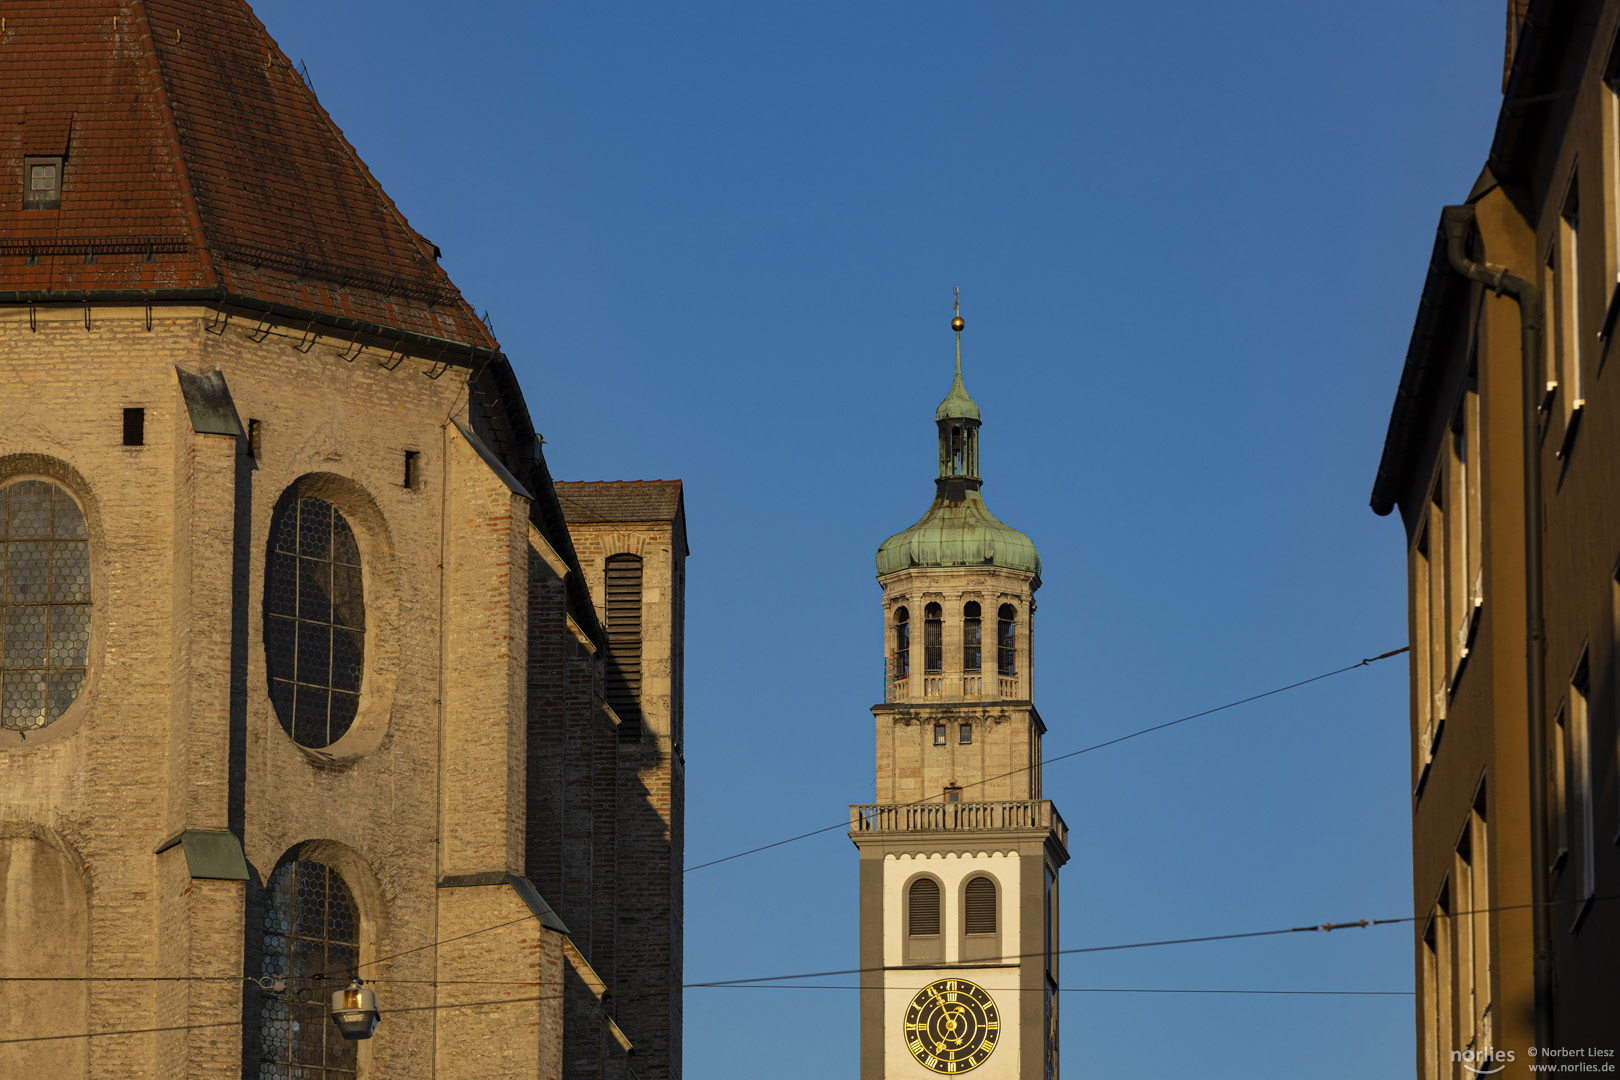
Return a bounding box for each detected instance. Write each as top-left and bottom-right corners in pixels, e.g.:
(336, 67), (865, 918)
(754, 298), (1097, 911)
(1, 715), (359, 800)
(1442, 203), (1550, 1052)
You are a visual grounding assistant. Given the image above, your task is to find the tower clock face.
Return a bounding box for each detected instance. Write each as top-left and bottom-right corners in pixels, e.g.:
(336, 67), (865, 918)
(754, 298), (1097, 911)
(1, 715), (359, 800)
(904, 977), (1000, 1073)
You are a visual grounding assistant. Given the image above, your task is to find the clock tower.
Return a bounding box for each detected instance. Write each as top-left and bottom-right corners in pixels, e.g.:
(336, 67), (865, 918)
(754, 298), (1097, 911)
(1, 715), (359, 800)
(851, 304), (1068, 1079)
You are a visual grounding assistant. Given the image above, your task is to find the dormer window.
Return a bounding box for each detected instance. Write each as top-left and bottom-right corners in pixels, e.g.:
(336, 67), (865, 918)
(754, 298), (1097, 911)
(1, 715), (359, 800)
(24, 157), (62, 210)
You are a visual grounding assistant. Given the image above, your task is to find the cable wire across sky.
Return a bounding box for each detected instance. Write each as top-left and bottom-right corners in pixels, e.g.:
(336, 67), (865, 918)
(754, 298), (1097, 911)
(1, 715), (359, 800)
(683, 646), (1409, 873)
(5, 893), (1609, 1047)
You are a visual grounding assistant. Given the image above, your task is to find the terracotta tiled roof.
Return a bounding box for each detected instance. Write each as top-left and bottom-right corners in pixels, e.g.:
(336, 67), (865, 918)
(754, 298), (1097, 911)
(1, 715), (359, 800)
(554, 481), (685, 525)
(0, 0), (494, 350)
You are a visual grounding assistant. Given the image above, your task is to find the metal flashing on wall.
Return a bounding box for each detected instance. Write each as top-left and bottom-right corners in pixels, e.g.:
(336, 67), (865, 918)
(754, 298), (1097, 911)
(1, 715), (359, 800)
(437, 871), (569, 934)
(153, 829), (251, 881)
(175, 367), (246, 437)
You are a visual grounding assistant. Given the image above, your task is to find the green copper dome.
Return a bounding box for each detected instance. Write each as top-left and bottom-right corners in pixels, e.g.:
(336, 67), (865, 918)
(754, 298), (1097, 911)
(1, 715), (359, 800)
(875, 487), (1042, 578)
(876, 322), (1040, 579)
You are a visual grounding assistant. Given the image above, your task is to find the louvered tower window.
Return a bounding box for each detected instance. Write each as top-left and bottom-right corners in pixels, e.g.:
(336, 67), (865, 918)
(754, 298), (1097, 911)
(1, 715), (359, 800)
(923, 602), (943, 673)
(963, 601), (982, 672)
(997, 604), (1017, 676)
(907, 876), (942, 962)
(605, 554), (643, 736)
(964, 876), (997, 935)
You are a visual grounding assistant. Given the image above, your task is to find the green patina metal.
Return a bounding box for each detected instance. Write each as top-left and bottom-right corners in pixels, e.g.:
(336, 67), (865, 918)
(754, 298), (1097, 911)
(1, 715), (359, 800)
(153, 829), (251, 881)
(877, 336), (1040, 579)
(876, 486), (1041, 577)
(934, 336), (982, 421)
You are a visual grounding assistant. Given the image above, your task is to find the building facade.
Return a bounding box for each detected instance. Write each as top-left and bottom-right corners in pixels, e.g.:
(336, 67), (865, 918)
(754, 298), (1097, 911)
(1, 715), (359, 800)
(0, 3), (684, 1078)
(851, 315), (1067, 1080)
(1371, 2), (1620, 1073)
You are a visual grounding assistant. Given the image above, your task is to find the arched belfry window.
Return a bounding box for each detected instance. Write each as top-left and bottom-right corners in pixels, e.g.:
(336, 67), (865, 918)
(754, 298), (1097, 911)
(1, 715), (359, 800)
(923, 603), (943, 674)
(893, 607), (910, 680)
(907, 876), (942, 962)
(1, 480), (91, 731)
(604, 554), (643, 735)
(962, 602), (982, 673)
(260, 860), (360, 1078)
(963, 875), (999, 961)
(265, 497), (365, 748)
(997, 604), (1017, 676)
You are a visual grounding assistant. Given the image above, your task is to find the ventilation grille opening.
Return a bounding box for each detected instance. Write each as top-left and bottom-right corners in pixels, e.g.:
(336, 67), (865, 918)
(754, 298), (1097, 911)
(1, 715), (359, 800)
(965, 877), (997, 935)
(605, 554), (643, 735)
(908, 878), (941, 936)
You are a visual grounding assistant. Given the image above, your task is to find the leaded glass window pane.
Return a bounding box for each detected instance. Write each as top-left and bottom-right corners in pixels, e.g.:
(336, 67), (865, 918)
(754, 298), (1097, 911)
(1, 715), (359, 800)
(259, 860), (360, 1080)
(0, 481), (92, 730)
(264, 498), (365, 748)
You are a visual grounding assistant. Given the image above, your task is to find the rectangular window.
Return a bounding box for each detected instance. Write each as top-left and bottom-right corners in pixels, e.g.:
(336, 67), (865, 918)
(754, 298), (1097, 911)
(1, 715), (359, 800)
(1551, 702), (1569, 874)
(1414, 526), (1436, 774)
(1044, 865), (1057, 979)
(1542, 246), (1559, 412)
(123, 407), (145, 447)
(959, 723), (972, 745)
(1560, 182), (1585, 412)
(1570, 653), (1595, 912)
(22, 156), (62, 210)
(1454, 827), (1475, 1049)
(1435, 886), (1454, 1074)
(923, 607), (942, 674)
(1470, 791), (1493, 1053)
(247, 418), (262, 460)
(403, 449), (420, 489)
(933, 723), (946, 746)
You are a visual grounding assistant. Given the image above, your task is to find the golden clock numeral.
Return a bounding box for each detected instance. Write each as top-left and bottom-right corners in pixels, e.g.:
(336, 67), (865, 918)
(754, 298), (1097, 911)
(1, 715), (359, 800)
(986, 1021), (999, 1030)
(983, 1038), (995, 1051)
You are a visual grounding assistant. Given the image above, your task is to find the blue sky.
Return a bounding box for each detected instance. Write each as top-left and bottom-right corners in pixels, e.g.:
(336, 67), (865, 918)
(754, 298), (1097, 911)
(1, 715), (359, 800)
(258, 2), (1506, 1074)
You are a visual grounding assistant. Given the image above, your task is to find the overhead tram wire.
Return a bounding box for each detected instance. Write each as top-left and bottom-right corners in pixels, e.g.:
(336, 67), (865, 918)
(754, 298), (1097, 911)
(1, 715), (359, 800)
(4, 892), (1609, 1047)
(0, 644), (1416, 1051)
(682, 645), (1411, 873)
(709, 984), (1413, 996)
(0, 645), (1416, 1005)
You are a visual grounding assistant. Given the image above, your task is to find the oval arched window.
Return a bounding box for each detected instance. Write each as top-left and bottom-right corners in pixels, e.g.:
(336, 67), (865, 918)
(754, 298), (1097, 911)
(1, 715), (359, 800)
(264, 497), (364, 747)
(260, 859), (359, 1076)
(1, 480), (91, 731)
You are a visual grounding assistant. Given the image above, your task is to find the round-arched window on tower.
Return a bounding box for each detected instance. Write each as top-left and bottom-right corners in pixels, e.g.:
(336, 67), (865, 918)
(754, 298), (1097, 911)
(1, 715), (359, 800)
(260, 859), (359, 1077)
(1, 480), (91, 731)
(264, 497), (365, 748)
(997, 604), (1017, 677)
(962, 601), (982, 673)
(893, 607), (910, 681)
(923, 603), (943, 674)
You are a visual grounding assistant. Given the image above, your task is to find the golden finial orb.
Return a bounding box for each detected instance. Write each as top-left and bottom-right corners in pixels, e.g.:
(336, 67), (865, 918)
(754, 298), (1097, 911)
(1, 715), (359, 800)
(951, 315), (965, 333)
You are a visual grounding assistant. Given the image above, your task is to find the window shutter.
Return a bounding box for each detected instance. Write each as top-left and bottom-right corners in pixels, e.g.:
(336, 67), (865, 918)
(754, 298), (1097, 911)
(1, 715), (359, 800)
(604, 554), (643, 733)
(908, 878), (941, 936)
(964, 876), (997, 935)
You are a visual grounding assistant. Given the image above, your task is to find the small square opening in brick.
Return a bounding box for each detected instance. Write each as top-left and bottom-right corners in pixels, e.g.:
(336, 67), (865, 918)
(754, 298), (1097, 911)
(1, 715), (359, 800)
(123, 407), (145, 447)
